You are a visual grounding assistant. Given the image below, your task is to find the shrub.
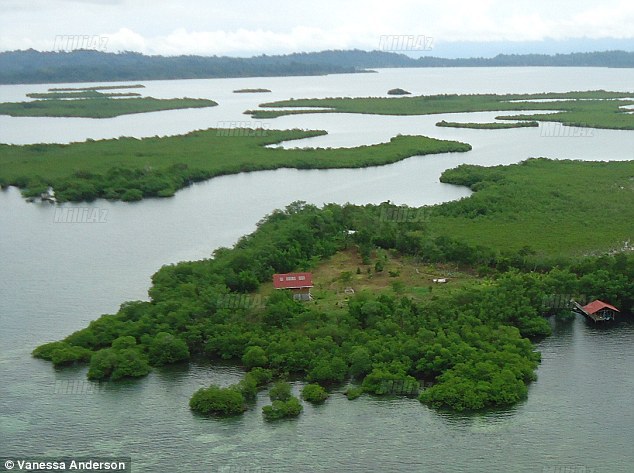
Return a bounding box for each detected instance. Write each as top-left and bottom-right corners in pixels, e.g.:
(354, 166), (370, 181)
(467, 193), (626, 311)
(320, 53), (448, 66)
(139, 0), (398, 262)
(262, 396), (303, 420)
(87, 347), (150, 381)
(190, 385), (245, 417)
(242, 346), (268, 369)
(345, 386), (363, 400)
(148, 332), (190, 366)
(348, 347), (372, 378)
(301, 383), (329, 404)
(308, 356), (348, 384)
(111, 336), (137, 350)
(234, 376), (258, 402)
(269, 381), (292, 401)
(33, 341), (92, 366)
(362, 369), (419, 396)
(121, 189), (143, 202)
(33, 341), (71, 361)
(50, 345), (92, 367)
(247, 367), (273, 386)
(87, 348), (119, 380)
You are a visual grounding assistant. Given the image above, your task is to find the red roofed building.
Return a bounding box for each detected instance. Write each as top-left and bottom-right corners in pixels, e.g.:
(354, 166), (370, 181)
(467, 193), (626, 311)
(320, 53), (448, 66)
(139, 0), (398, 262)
(273, 272), (313, 301)
(580, 300), (620, 322)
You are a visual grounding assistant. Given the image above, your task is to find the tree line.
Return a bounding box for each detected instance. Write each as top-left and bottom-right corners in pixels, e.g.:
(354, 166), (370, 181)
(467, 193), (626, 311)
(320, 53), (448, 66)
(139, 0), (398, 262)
(2, 49), (633, 84)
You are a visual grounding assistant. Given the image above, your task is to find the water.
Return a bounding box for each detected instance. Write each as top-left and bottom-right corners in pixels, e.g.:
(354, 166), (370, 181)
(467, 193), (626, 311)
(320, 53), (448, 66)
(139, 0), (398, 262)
(1, 68), (634, 472)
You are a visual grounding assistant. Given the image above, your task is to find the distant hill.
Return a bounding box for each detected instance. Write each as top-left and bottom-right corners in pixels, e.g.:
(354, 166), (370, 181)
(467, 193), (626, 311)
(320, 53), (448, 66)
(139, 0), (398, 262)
(0, 50), (365, 84)
(0, 49), (632, 85)
(279, 49), (634, 68)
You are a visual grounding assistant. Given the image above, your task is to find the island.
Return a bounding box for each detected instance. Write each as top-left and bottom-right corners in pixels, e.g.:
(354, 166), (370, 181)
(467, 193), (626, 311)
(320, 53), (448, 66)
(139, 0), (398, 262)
(233, 88), (272, 93)
(0, 94), (217, 118)
(248, 90), (634, 130)
(387, 88), (411, 95)
(436, 120), (539, 129)
(0, 130), (470, 202)
(33, 158), (634, 415)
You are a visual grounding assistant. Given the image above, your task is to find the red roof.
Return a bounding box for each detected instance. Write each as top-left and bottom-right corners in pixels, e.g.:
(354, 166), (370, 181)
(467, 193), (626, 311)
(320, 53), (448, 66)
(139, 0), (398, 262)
(273, 272), (313, 289)
(582, 300), (620, 315)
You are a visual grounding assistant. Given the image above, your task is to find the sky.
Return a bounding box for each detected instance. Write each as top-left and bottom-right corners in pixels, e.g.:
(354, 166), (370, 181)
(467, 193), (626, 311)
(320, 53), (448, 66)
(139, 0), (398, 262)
(1, 0), (633, 57)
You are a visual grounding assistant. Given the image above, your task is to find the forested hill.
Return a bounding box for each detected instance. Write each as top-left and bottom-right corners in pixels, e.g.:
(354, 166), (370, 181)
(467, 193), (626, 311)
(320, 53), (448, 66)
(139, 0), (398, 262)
(0, 50), (366, 84)
(1, 49), (633, 84)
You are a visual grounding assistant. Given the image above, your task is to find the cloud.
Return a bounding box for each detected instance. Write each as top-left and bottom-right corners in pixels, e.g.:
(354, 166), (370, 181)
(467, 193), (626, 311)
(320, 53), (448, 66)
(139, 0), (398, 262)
(106, 28), (147, 52)
(1, 0), (633, 55)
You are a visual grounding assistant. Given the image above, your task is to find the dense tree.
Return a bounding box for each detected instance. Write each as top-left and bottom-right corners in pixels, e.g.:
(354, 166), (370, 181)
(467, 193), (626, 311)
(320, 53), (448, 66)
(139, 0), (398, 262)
(301, 384), (329, 404)
(189, 385), (245, 417)
(268, 381), (292, 402)
(148, 332), (190, 366)
(33, 197), (634, 413)
(262, 397), (303, 420)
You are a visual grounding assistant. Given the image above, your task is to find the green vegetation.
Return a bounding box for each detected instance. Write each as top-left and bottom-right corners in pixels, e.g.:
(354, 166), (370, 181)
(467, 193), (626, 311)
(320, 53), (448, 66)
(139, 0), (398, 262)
(49, 84), (145, 91)
(434, 159), (634, 257)
(387, 88), (411, 95)
(262, 381), (303, 420)
(87, 336), (151, 381)
(147, 332), (190, 366)
(250, 90), (634, 130)
(345, 386), (364, 400)
(189, 385), (246, 417)
(26, 91), (141, 99)
(362, 370), (419, 396)
(262, 397), (303, 420)
(436, 120), (539, 129)
(32, 341), (92, 367)
(0, 50), (364, 84)
(247, 367), (274, 386)
(0, 130), (470, 202)
(4, 50), (633, 85)
(301, 384), (329, 403)
(0, 96), (217, 118)
(189, 368), (273, 417)
(268, 381), (292, 401)
(33, 159), (634, 412)
(233, 88), (271, 93)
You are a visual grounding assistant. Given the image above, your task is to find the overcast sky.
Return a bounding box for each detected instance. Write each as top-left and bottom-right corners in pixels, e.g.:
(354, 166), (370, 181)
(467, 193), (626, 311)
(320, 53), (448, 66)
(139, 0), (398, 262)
(1, 0), (633, 57)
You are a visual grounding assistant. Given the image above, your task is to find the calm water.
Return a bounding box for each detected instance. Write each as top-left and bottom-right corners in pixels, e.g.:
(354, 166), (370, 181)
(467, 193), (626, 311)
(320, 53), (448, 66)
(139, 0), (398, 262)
(1, 68), (634, 472)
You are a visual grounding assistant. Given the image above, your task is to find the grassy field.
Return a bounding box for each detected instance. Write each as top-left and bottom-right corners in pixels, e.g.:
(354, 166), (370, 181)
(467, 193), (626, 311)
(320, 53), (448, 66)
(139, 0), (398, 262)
(303, 248), (477, 310)
(432, 158), (634, 258)
(249, 90), (634, 130)
(0, 129), (471, 201)
(0, 96), (218, 118)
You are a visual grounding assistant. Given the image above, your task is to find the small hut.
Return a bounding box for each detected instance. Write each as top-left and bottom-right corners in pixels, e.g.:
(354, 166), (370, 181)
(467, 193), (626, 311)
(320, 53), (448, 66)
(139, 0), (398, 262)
(273, 272), (313, 301)
(573, 299), (620, 322)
